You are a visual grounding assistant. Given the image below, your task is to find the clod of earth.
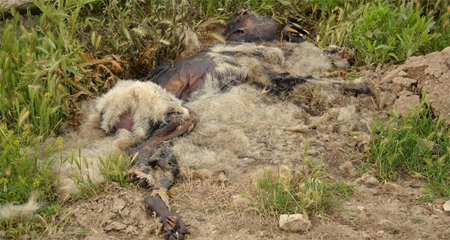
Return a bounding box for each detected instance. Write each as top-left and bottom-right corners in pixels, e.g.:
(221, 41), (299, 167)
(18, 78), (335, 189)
(279, 214), (312, 232)
(373, 46), (450, 119)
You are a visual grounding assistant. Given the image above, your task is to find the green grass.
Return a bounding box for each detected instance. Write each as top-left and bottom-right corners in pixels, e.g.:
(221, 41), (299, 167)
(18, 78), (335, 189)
(54, 139), (131, 200)
(368, 93), (450, 197)
(307, 0), (450, 64)
(0, 202), (69, 239)
(0, 126), (58, 209)
(251, 164), (353, 218)
(0, 3), (87, 236)
(350, 1), (436, 65)
(99, 153), (131, 186)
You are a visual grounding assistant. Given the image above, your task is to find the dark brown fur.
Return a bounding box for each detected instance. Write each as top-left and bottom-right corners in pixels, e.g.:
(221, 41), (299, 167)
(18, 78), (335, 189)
(222, 10), (305, 43)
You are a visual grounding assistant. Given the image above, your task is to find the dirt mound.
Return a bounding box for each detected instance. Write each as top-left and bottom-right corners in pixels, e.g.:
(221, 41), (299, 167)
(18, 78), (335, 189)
(39, 183), (161, 240)
(371, 47), (450, 118)
(42, 180), (450, 240)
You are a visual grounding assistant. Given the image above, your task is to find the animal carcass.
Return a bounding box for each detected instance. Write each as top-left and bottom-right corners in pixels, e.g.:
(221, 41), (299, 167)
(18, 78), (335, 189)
(75, 11), (369, 240)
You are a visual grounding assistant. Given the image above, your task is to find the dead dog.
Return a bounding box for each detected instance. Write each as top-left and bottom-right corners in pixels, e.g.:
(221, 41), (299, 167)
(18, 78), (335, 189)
(56, 10), (370, 240)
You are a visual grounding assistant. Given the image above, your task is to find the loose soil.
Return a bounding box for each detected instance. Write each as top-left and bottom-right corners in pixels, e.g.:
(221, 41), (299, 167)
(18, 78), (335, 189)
(37, 38), (450, 239)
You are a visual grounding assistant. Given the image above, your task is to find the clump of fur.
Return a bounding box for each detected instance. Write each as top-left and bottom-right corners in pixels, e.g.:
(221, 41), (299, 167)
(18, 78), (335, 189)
(0, 193), (40, 220)
(207, 41), (331, 87)
(51, 80), (188, 199)
(340, 161), (357, 177)
(282, 42), (332, 76)
(177, 26), (201, 59)
(96, 80), (189, 141)
(172, 83), (304, 178)
(51, 134), (120, 199)
(170, 42), (340, 179)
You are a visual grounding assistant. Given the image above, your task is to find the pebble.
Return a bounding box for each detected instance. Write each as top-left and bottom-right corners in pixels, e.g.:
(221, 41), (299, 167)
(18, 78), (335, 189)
(104, 221), (127, 231)
(443, 200), (450, 212)
(356, 173), (380, 187)
(379, 219), (390, 226)
(279, 214), (312, 232)
(112, 198), (126, 213)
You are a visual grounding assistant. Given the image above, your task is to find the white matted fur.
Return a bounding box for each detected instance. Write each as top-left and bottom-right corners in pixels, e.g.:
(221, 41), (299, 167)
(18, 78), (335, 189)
(96, 80), (189, 141)
(52, 80), (188, 199)
(177, 26), (201, 59)
(206, 41), (331, 87)
(0, 193), (40, 220)
(171, 82), (304, 178)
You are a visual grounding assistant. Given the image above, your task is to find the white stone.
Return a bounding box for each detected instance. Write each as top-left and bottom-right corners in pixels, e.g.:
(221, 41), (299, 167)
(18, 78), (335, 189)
(279, 214), (311, 232)
(443, 200), (450, 212)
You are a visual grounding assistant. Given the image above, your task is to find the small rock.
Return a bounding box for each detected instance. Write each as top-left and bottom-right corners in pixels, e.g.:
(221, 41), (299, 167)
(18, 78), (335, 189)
(356, 173), (380, 187)
(0, 0), (36, 11)
(104, 221), (127, 232)
(279, 214), (311, 232)
(392, 76), (417, 87)
(120, 207), (130, 218)
(377, 230), (385, 235)
(378, 92), (397, 109)
(100, 212), (116, 227)
(379, 219), (390, 226)
(433, 71), (442, 78)
(443, 200), (450, 212)
(112, 199), (126, 213)
(398, 90), (414, 96)
(125, 225), (138, 234)
(397, 70), (408, 77)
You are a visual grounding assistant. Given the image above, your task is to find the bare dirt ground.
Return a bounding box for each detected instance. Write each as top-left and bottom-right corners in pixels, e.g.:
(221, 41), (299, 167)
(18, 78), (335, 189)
(37, 36), (450, 240)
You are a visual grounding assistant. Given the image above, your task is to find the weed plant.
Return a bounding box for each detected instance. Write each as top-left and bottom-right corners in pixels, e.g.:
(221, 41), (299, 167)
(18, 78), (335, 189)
(99, 153), (130, 186)
(350, 1), (436, 65)
(251, 164), (353, 218)
(0, 2), (89, 237)
(310, 0), (450, 64)
(0, 133), (64, 238)
(368, 93), (450, 197)
(0, 127), (56, 205)
(0, 203), (70, 239)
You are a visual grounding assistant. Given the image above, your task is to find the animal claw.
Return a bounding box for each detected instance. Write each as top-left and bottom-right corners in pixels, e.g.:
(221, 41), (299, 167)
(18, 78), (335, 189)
(162, 216), (188, 240)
